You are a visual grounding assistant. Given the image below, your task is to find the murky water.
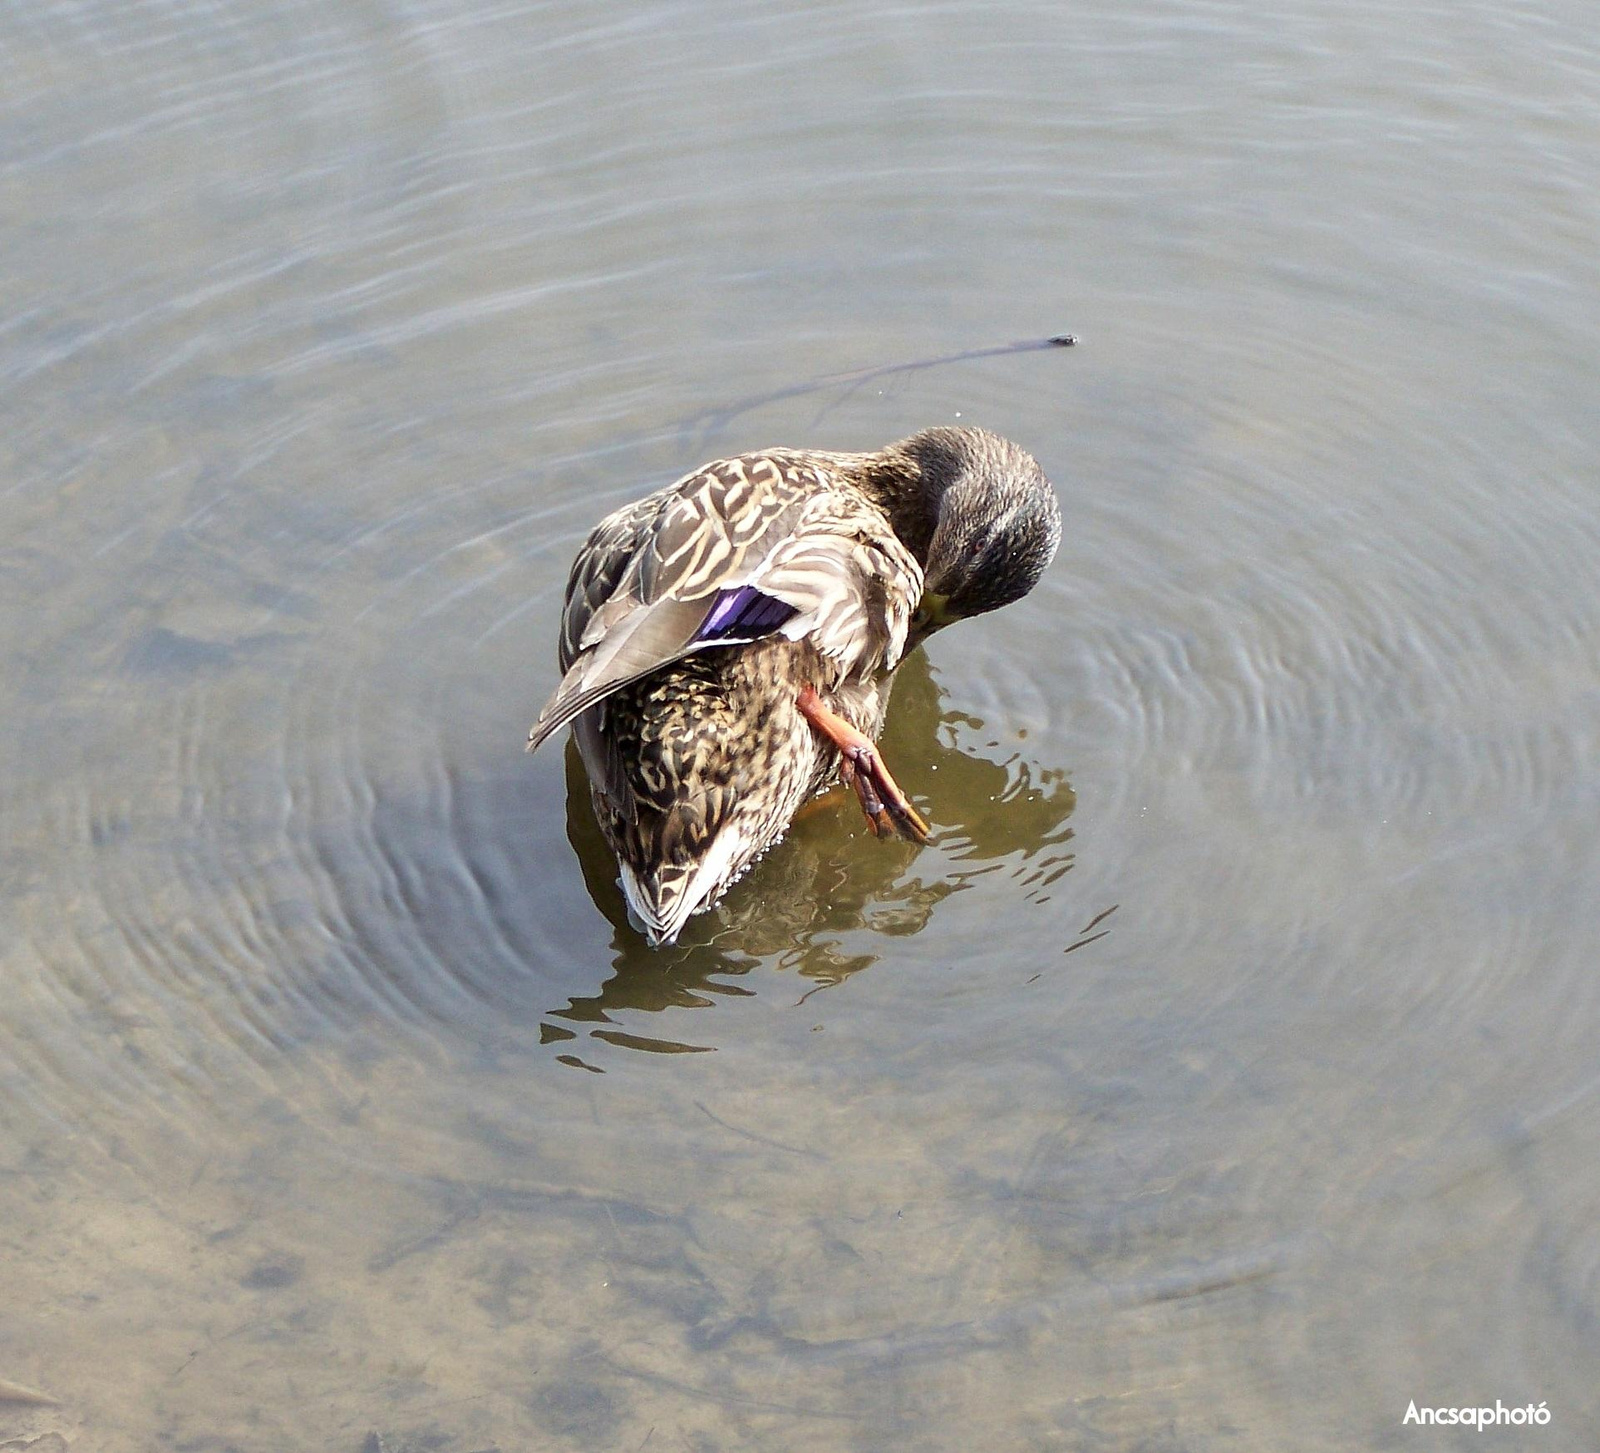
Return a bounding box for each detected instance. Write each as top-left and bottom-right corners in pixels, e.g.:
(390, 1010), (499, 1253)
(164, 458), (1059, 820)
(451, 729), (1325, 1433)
(4, 0), (1599, 1448)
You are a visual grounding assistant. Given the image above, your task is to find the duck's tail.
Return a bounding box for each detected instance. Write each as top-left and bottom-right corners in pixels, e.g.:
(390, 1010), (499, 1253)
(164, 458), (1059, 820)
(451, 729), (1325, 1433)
(616, 831), (745, 947)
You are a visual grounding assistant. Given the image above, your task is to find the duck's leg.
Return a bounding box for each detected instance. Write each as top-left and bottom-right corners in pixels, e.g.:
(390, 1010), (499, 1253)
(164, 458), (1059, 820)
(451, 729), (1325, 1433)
(796, 684), (930, 844)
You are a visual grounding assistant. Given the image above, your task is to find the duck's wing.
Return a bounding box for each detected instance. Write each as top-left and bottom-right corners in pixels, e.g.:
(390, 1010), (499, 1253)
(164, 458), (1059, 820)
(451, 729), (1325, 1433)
(527, 453), (922, 753)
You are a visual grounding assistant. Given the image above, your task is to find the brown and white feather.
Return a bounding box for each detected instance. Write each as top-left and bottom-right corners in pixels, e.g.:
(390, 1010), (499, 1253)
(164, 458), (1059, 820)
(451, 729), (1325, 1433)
(529, 450), (921, 754)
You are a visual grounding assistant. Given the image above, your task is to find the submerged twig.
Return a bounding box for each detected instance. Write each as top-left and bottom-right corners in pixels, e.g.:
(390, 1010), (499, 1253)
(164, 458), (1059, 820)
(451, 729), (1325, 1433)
(0, 1377), (59, 1406)
(682, 333), (1078, 440)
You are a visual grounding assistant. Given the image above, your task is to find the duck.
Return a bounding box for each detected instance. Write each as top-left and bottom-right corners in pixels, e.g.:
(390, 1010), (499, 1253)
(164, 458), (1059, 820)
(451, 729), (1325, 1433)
(527, 425), (1061, 946)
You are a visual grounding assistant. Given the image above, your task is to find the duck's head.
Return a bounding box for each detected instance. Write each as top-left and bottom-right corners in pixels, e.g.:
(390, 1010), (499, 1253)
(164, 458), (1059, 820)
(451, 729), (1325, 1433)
(880, 426), (1062, 640)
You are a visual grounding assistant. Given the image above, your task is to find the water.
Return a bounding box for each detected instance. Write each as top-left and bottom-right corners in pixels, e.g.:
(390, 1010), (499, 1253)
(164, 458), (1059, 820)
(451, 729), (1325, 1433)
(3, 0), (1598, 1448)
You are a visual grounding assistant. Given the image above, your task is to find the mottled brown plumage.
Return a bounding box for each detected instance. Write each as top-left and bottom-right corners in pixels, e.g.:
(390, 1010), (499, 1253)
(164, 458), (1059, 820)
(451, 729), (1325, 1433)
(528, 426), (1061, 945)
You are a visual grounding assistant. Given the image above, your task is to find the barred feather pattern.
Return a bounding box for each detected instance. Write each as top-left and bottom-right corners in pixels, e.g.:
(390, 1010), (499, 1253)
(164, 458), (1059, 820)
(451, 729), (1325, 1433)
(533, 451), (921, 752)
(538, 448), (921, 944)
(577, 639), (889, 939)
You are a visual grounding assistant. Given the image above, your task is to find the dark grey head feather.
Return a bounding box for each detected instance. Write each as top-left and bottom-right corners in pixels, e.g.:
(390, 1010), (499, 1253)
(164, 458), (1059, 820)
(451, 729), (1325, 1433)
(872, 426), (1061, 626)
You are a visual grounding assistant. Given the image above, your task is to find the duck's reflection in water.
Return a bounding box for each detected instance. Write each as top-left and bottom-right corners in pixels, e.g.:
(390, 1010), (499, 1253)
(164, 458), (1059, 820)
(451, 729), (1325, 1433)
(542, 653), (1076, 1063)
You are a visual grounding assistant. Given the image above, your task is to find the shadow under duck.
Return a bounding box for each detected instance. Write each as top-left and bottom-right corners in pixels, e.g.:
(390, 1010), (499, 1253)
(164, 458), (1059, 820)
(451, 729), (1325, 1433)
(527, 425), (1061, 946)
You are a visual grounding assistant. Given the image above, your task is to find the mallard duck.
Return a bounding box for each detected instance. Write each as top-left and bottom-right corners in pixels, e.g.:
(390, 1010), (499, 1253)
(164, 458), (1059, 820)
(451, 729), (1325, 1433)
(527, 425), (1061, 946)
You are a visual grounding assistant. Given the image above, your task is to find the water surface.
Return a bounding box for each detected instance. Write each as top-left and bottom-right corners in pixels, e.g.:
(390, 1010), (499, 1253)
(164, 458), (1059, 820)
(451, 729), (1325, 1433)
(3, 0), (1599, 1448)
